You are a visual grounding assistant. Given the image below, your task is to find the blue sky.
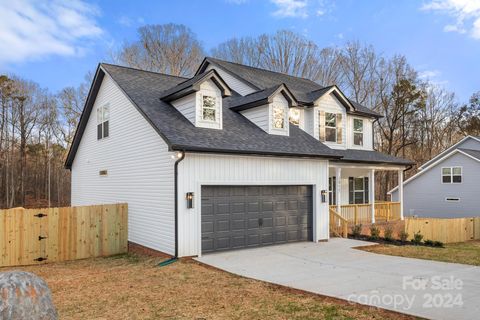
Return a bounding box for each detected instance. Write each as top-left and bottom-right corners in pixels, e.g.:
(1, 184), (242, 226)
(0, 0), (479, 102)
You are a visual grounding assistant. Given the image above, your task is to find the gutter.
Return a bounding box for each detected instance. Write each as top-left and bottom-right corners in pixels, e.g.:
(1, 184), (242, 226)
(174, 151), (186, 258)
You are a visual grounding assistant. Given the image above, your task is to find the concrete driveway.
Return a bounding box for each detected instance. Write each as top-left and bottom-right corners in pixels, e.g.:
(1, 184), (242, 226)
(196, 239), (480, 320)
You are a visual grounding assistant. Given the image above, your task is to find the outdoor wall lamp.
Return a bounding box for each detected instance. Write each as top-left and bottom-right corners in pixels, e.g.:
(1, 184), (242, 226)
(186, 192), (194, 209)
(321, 190), (327, 203)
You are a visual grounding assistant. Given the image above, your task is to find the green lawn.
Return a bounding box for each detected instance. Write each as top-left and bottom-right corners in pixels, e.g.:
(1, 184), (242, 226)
(359, 241), (480, 266)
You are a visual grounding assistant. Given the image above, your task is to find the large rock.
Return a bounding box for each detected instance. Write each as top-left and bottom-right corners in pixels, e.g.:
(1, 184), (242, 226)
(0, 271), (57, 320)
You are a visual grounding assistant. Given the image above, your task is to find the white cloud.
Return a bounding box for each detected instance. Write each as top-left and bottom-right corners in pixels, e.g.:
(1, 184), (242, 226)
(0, 0), (103, 65)
(422, 0), (480, 39)
(271, 0), (308, 18)
(418, 69), (449, 86)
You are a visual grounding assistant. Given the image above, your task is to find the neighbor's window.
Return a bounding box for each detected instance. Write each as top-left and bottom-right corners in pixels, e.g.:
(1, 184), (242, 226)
(325, 112), (337, 142)
(442, 167), (462, 184)
(97, 104), (109, 140)
(353, 119), (364, 146)
(201, 95), (217, 121)
(272, 105), (285, 129)
(289, 108), (301, 126)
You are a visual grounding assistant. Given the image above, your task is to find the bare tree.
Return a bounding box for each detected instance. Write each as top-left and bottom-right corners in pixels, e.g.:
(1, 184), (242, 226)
(113, 23), (204, 77)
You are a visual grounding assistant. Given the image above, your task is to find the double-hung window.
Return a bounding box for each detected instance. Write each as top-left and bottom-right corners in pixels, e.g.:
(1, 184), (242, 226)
(353, 119), (364, 146)
(272, 105), (285, 129)
(324, 112), (337, 142)
(442, 167), (462, 183)
(97, 104), (109, 140)
(201, 95), (217, 122)
(289, 108), (300, 126)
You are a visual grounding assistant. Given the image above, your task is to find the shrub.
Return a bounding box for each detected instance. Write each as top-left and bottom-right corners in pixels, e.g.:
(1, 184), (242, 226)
(433, 241), (444, 248)
(412, 231), (424, 245)
(369, 224), (380, 241)
(424, 239), (434, 246)
(384, 226), (394, 242)
(352, 224), (362, 238)
(399, 231), (409, 244)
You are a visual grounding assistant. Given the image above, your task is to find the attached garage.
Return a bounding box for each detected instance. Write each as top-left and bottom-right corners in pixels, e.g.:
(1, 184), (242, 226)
(201, 185), (313, 253)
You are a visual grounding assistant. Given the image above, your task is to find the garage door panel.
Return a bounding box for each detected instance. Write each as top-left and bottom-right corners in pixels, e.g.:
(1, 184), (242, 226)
(202, 185), (312, 253)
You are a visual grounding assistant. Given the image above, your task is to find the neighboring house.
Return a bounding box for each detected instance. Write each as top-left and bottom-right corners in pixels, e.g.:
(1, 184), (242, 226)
(389, 136), (480, 218)
(65, 57), (412, 257)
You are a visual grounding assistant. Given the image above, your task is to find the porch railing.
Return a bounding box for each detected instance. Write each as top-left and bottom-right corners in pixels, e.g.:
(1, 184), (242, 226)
(330, 202), (401, 225)
(329, 207), (348, 237)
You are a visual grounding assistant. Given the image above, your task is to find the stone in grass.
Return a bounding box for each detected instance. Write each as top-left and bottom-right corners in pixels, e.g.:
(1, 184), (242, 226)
(0, 271), (57, 320)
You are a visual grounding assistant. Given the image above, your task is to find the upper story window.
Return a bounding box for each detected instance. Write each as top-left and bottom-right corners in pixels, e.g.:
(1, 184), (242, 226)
(325, 112), (337, 142)
(272, 105), (285, 129)
(289, 108), (300, 126)
(353, 119), (364, 146)
(442, 167), (462, 183)
(97, 104), (109, 140)
(201, 95), (217, 122)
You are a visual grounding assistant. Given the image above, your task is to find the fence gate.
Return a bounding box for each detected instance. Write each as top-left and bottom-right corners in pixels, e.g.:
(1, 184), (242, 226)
(1, 204), (128, 267)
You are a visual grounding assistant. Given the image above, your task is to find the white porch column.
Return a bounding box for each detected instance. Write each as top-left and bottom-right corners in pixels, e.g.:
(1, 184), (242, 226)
(369, 169), (375, 223)
(335, 167), (341, 213)
(398, 169), (404, 220)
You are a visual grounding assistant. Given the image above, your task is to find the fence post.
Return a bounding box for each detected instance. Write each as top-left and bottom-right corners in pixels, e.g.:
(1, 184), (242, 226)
(354, 205), (358, 225)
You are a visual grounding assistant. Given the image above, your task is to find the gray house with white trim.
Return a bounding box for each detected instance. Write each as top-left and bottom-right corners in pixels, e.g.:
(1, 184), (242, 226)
(389, 136), (480, 218)
(66, 58), (412, 257)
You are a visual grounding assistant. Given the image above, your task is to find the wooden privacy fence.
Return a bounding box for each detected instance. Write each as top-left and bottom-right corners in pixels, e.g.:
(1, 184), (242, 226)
(0, 203), (128, 267)
(405, 217), (480, 243)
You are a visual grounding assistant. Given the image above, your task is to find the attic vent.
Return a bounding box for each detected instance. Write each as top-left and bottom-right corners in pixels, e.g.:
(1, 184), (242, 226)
(99, 170), (108, 176)
(445, 197), (460, 202)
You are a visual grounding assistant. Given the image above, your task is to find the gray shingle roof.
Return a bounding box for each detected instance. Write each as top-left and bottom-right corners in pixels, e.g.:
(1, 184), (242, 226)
(203, 57), (382, 118)
(99, 63), (341, 159)
(65, 62), (412, 168)
(458, 148), (480, 161)
(333, 149), (414, 166)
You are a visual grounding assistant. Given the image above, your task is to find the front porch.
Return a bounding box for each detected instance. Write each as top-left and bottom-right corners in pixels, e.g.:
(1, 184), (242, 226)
(328, 162), (405, 237)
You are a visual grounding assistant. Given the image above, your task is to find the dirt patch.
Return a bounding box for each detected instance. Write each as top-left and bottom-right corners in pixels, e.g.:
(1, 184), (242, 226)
(358, 241), (480, 266)
(1, 253), (417, 320)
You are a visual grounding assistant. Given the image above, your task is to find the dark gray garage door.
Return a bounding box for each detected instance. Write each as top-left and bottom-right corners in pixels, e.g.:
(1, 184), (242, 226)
(201, 185), (313, 253)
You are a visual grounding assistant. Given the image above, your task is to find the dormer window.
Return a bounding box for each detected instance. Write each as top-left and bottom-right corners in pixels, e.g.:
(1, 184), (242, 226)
(353, 118), (364, 146)
(201, 95), (217, 122)
(289, 108), (301, 126)
(272, 105), (285, 129)
(325, 112), (337, 142)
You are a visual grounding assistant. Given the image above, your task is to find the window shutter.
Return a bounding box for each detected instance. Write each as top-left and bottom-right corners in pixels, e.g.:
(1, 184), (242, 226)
(336, 113), (342, 144)
(348, 177), (354, 204)
(364, 177), (369, 204)
(319, 110), (326, 141)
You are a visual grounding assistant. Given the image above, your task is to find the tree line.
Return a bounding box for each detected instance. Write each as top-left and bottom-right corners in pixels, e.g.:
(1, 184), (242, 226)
(1, 23), (478, 208)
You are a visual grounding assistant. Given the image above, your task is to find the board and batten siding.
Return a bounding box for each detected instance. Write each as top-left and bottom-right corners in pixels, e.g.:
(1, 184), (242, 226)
(71, 73), (177, 255)
(205, 64), (256, 96)
(177, 153), (329, 257)
(391, 152), (480, 218)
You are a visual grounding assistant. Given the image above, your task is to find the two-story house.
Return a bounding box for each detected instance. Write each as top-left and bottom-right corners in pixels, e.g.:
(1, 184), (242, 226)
(65, 57), (412, 257)
(389, 135), (480, 218)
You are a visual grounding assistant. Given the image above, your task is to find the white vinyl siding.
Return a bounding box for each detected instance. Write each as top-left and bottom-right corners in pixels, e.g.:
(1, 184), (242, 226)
(241, 105), (269, 132)
(205, 64), (256, 96)
(171, 93), (196, 125)
(71, 73), (176, 255)
(177, 153), (330, 257)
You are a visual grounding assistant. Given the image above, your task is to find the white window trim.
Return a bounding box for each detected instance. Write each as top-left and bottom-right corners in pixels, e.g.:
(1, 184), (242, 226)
(200, 94), (218, 123)
(324, 112), (337, 143)
(441, 166), (462, 184)
(97, 103), (110, 140)
(353, 118), (364, 146)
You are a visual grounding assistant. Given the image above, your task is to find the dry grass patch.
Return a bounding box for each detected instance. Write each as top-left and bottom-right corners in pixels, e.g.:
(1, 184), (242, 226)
(359, 241), (480, 266)
(0, 253), (416, 320)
